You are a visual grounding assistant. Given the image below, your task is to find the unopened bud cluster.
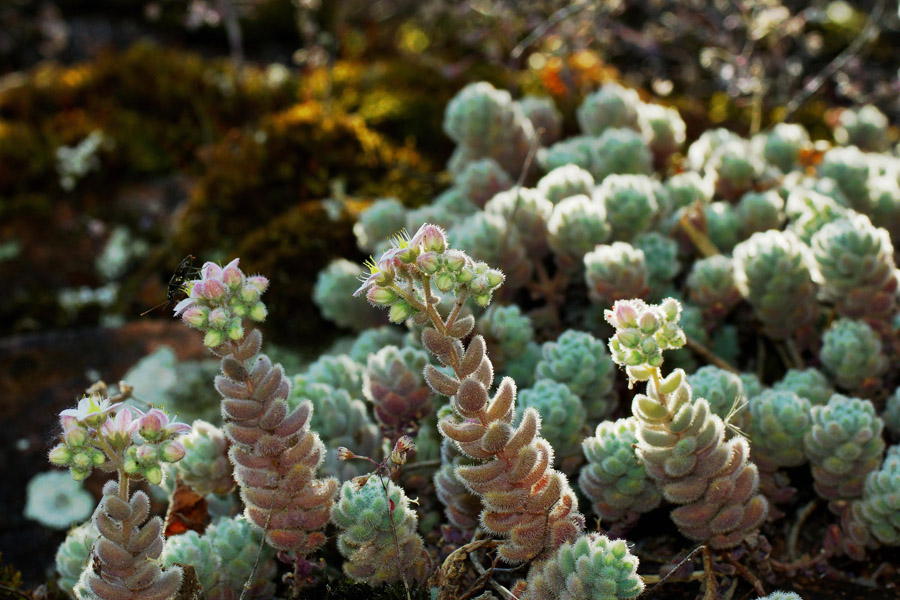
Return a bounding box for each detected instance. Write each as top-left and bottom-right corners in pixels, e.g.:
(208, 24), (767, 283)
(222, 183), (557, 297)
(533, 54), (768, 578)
(605, 298), (686, 382)
(356, 223), (504, 314)
(49, 394), (189, 484)
(174, 258), (269, 348)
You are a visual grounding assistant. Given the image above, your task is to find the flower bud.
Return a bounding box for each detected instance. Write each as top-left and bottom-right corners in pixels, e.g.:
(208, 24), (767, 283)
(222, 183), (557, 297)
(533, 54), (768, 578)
(417, 224), (447, 253)
(389, 300), (414, 323)
(485, 269), (504, 287)
(91, 450), (106, 466)
(638, 311), (660, 334)
(368, 286), (398, 306)
(124, 458), (140, 474)
(248, 275), (269, 293)
(49, 444), (71, 466)
(204, 329), (225, 348)
(336, 447), (356, 461)
(240, 283), (260, 303)
(617, 330), (641, 349)
(435, 273), (456, 292)
(204, 278), (225, 300)
(474, 293), (492, 307)
(416, 252), (440, 274)
(470, 276), (489, 294)
(63, 427), (88, 447)
(396, 247), (418, 263)
(615, 301), (640, 328)
(144, 465), (163, 485)
(660, 297), (681, 322)
(181, 306), (208, 328)
(71, 452), (92, 470)
(70, 468), (90, 482)
(457, 268), (475, 283)
(231, 302), (248, 317)
(136, 444), (158, 464)
(227, 320), (244, 341)
(189, 281), (207, 299)
(159, 440), (186, 463)
(250, 302), (267, 322)
(223, 264), (243, 287)
(444, 250), (467, 272)
(209, 308), (228, 329)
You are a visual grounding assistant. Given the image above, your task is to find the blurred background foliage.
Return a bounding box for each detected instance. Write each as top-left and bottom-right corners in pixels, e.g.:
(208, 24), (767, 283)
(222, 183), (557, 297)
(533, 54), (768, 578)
(1, 0), (899, 346)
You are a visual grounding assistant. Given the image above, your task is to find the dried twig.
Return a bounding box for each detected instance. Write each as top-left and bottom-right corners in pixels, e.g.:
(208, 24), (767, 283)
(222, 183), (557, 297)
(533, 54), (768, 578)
(685, 335), (740, 373)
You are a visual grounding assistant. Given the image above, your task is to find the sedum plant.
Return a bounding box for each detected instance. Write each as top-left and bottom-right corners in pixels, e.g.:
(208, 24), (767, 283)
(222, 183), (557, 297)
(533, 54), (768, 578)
(685, 255), (742, 321)
(363, 344), (434, 444)
(579, 417), (661, 529)
(521, 533), (643, 600)
(331, 474), (430, 585)
(517, 380), (587, 473)
(48, 392), (189, 600)
(819, 318), (888, 391)
(853, 446), (900, 546)
(517, 95), (563, 145)
(455, 158), (513, 208)
(687, 366), (748, 430)
(353, 198), (407, 253)
(534, 330), (618, 423)
(594, 174), (659, 241)
(547, 195), (610, 272)
(172, 420), (234, 497)
(810, 213), (898, 323)
(314, 259), (385, 331)
(476, 303), (535, 372)
(56, 522), (98, 599)
(537, 164), (595, 205)
(355, 223), (584, 563)
(576, 83), (641, 136)
(607, 298), (768, 549)
(583, 242), (651, 309)
(762, 123), (810, 172)
(175, 258), (338, 555)
(772, 368), (835, 407)
(804, 394), (885, 503)
(732, 230), (819, 340)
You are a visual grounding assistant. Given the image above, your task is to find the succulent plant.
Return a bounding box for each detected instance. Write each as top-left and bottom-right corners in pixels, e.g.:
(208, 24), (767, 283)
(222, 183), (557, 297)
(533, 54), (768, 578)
(739, 373), (766, 401)
(853, 445), (900, 545)
(685, 255), (742, 321)
(542, 129), (653, 182)
(704, 201), (741, 252)
(162, 515), (279, 600)
(584, 242), (651, 308)
(347, 325), (407, 363)
(749, 390), (812, 470)
(632, 369), (768, 548)
(576, 83), (641, 136)
(56, 521), (98, 599)
(663, 171), (713, 213)
(517, 380), (587, 471)
(772, 368), (834, 407)
(518, 95), (563, 145)
(757, 593), (804, 600)
(290, 380), (383, 481)
(522, 533), (644, 600)
(454, 158), (513, 208)
(537, 164), (595, 205)
(535, 329), (618, 422)
(353, 198), (407, 253)
(443, 81), (535, 178)
(579, 417), (661, 526)
(405, 189), (477, 233)
(477, 304), (535, 371)
(484, 187), (553, 256)
(818, 146), (871, 212)
(707, 139), (763, 199)
(785, 188), (848, 244)
(634, 232), (680, 300)
(79, 481), (182, 600)
(833, 105), (890, 152)
(594, 174), (660, 241)
(363, 345), (434, 442)
(688, 366), (748, 430)
(737, 190), (785, 238)
(172, 420), (234, 497)
(687, 128), (743, 172)
(25, 471), (94, 530)
(314, 259), (386, 331)
(732, 230), (819, 340)
(638, 102), (686, 165)
(804, 394), (885, 502)
(547, 195), (611, 270)
(300, 353), (365, 400)
(811, 213), (898, 322)
(763, 123), (810, 172)
(820, 318), (888, 391)
(332, 472), (431, 584)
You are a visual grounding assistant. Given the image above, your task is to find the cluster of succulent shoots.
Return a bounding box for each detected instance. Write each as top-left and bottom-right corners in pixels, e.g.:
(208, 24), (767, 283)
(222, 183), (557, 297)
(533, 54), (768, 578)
(46, 76), (900, 599)
(48, 391), (190, 600)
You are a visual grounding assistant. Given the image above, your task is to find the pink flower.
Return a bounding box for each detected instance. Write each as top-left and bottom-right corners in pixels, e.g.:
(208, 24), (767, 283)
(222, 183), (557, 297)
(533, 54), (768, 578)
(201, 261), (223, 280)
(409, 223), (447, 253)
(173, 297), (196, 317)
(204, 278), (225, 300)
(60, 394), (121, 428)
(222, 258), (243, 287)
(132, 408), (192, 441)
(100, 408), (139, 446)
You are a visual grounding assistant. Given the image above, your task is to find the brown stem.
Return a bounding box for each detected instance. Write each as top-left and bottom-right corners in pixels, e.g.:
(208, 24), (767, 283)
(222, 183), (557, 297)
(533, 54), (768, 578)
(788, 500), (817, 561)
(685, 335), (740, 373)
(723, 553), (765, 596)
(679, 211), (720, 258)
(701, 545), (717, 600)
